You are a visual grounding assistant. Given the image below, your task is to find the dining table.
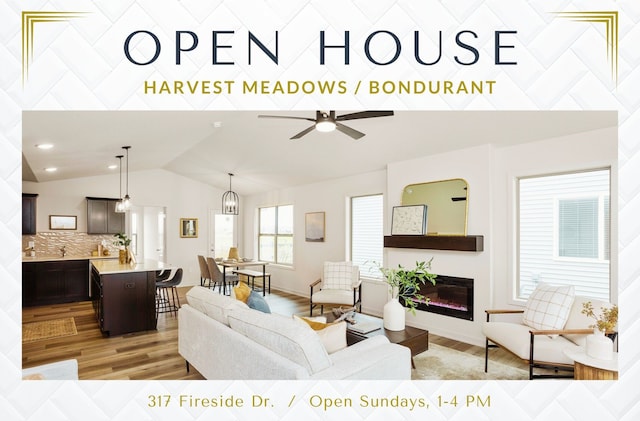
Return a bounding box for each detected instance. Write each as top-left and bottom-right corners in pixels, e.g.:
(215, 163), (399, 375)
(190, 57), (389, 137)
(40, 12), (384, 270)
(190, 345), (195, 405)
(220, 260), (270, 295)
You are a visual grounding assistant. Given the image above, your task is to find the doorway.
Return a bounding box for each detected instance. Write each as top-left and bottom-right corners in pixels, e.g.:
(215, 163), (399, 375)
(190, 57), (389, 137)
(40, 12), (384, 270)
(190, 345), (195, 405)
(208, 210), (236, 259)
(130, 206), (167, 262)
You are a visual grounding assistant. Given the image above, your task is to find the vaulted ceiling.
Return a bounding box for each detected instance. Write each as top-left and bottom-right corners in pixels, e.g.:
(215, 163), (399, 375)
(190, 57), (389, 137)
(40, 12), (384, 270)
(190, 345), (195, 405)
(22, 110), (617, 195)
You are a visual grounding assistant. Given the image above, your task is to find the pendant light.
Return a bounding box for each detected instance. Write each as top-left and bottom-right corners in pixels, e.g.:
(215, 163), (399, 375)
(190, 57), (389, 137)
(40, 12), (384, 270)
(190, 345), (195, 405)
(122, 146), (132, 210)
(115, 155), (126, 213)
(222, 173), (239, 215)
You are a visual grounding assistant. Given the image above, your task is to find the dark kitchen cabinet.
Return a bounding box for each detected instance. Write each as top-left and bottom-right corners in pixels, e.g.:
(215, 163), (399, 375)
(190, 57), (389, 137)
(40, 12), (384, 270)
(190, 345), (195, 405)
(22, 259), (90, 307)
(87, 197), (125, 234)
(22, 193), (38, 235)
(91, 265), (157, 336)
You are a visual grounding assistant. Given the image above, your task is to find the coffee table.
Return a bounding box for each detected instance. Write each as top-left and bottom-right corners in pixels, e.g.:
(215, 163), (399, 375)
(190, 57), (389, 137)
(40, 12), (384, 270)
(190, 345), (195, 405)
(326, 312), (429, 368)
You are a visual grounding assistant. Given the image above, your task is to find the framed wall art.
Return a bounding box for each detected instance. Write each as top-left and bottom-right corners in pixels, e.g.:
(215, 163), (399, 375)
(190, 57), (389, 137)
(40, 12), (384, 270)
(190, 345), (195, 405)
(391, 205), (427, 235)
(305, 211), (325, 242)
(49, 215), (77, 230)
(180, 218), (198, 238)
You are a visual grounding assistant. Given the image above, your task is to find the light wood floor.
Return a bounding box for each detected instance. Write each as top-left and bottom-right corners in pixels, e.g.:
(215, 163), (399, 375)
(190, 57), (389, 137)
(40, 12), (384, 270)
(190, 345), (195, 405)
(22, 286), (526, 380)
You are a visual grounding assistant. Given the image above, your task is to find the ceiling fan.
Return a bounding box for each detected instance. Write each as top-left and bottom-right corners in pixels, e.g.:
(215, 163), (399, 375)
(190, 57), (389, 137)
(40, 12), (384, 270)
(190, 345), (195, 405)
(258, 110), (394, 140)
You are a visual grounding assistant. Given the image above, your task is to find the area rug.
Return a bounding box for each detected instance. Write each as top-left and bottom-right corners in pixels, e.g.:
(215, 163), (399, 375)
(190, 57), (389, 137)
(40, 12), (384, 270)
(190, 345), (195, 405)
(412, 343), (528, 380)
(22, 317), (78, 343)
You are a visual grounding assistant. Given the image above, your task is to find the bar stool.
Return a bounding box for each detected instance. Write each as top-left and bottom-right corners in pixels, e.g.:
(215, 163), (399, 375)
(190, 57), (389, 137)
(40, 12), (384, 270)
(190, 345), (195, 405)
(156, 268), (183, 317)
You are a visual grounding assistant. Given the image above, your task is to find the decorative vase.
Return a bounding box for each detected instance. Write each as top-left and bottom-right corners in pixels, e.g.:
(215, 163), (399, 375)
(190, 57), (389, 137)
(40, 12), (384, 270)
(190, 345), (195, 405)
(586, 328), (614, 360)
(118, 248), (127, 264)
(383, 297), (405, 331)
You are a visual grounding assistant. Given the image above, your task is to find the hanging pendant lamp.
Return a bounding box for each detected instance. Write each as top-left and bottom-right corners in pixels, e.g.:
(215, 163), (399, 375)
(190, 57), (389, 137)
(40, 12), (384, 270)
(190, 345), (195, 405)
(222, 173), (239, 215)
(115, 155), (126, 213)
(122, 146), (132, 210)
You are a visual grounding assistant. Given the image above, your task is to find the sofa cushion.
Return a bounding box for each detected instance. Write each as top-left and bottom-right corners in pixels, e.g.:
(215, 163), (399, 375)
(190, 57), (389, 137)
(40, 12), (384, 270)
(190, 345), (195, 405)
(522, 283), (574, 331)
(186, 286), (249, 326)
(563, 296), (612, 346)
(482, 321), (579, 364)
(294, 315), (347, 354)
(228, 309), (331, 374)
(247, 291), (271, 313)
(323, 262), (355, 289)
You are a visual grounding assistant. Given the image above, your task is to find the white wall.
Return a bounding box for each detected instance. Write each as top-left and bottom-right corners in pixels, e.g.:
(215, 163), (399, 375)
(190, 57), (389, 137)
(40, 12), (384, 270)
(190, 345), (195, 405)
(386, 144), (493, 346)
(23, 168), (229, 286)
(242, 170), (387, 306)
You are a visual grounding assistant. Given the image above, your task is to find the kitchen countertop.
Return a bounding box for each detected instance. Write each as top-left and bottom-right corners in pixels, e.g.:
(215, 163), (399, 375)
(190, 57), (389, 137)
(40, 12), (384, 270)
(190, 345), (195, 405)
(91, 259), (173, 275)
(23, 254), (117, 263)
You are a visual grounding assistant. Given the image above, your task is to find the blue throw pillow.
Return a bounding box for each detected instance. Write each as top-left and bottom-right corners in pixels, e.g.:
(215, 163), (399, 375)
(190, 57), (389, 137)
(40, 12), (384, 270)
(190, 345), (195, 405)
(247, 291), (271, 313)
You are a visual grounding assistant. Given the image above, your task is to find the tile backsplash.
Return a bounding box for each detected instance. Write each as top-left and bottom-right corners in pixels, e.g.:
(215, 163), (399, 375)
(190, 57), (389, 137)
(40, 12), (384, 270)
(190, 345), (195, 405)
(22, 232), (121, 258)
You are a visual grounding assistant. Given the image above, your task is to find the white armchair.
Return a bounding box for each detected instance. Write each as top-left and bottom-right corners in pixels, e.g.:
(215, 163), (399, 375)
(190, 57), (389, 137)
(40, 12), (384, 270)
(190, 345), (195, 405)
(483, 284), (613, 380)
(310, 262), (361, 316)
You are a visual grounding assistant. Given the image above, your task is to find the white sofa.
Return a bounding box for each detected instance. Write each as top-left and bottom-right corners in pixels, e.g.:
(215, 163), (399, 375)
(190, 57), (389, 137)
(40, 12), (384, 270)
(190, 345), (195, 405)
(179, 286), (411, 380)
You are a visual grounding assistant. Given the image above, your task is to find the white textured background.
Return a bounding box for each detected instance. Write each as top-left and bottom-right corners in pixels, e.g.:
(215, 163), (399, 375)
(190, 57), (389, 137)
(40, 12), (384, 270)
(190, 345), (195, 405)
(2, 0), (639, 420)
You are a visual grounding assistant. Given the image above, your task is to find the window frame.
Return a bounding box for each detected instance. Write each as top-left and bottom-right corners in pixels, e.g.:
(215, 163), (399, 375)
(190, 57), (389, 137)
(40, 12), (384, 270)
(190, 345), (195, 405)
(349, 193), (384, 281)
(258, 204), (293, 266)
(515, 168), (612, 302)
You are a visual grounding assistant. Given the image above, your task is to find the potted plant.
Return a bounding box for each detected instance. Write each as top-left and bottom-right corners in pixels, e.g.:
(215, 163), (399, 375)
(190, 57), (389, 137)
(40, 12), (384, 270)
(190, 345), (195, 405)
(378, 259), (437, 331)
(581, 301), (618, 334)
(113, 232), (132, 264)
(581, 301), (618, 360)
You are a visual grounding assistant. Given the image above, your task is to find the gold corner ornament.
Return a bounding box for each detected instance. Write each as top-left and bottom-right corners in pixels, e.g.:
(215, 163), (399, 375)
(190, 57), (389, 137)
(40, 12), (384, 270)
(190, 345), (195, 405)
(555, 11), (619, 86)
(21, 11), (87, 85)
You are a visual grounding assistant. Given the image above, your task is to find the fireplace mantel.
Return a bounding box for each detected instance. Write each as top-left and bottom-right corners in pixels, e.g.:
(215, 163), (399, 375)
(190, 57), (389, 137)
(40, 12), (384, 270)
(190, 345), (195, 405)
(384, 235), (484, 252)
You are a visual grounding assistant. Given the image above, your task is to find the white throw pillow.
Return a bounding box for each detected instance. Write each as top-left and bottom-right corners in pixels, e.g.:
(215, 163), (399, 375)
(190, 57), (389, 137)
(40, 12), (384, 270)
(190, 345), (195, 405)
(323, 262), (354, 290)
(522, 283), (575, 332)
(294, 315), (347, 354)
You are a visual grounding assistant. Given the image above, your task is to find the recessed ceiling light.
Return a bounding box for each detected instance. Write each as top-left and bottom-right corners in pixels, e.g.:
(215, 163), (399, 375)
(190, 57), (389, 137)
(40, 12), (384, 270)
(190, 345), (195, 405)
(36, 144), (54, 150)
(212, 122), (222, 128)
(44, 167), (57, 172)
(108, 164), (118, 170)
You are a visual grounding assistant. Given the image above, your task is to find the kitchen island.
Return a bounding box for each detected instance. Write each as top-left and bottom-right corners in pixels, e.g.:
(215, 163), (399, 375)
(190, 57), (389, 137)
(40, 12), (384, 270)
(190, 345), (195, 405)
(91, 259), (171, 336)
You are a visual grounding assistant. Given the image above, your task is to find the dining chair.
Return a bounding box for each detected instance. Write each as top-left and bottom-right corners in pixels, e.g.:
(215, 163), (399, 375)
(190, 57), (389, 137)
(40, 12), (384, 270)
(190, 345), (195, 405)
(206, 257), (238, 295)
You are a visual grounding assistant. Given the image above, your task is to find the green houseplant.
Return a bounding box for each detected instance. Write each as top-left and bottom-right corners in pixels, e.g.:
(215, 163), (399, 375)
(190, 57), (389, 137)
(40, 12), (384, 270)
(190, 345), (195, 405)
(378, 259), (437, 331)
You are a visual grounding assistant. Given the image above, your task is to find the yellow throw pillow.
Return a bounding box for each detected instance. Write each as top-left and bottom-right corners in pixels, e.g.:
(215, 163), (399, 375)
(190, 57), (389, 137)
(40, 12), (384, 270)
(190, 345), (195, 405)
(294, 315), (347, 354)
(233, 282), (252, 303)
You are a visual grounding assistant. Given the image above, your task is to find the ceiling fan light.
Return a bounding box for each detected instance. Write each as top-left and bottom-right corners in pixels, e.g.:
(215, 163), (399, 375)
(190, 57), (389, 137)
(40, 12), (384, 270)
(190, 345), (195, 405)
(315, 120), (336, 132)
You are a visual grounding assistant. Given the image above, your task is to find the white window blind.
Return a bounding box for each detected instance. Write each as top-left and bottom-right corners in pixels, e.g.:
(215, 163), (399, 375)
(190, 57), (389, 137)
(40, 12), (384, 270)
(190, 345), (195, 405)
(558, 198), (599, 259)
(351, 194), (383, 279)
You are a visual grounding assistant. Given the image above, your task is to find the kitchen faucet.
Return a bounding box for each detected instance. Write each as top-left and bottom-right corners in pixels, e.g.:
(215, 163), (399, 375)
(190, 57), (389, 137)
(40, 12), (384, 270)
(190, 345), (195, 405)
(60, 246), (66, 257)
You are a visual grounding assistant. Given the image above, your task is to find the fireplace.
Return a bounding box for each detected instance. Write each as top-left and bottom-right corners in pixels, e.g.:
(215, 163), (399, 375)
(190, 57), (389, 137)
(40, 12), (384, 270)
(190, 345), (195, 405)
(402, 275), (474, 321)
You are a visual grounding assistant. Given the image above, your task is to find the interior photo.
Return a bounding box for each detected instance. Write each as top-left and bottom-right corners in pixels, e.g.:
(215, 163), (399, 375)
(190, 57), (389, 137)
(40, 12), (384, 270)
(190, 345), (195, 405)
(21, 110), (619, 381)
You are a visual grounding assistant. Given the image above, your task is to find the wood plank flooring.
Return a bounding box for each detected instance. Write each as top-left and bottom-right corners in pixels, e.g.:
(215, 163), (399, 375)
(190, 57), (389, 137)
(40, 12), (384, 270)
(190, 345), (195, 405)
(22, 286), (526, 379)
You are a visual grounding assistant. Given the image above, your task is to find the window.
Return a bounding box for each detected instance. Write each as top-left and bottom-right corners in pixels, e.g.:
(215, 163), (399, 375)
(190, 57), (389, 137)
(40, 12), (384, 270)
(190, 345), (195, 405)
(518, 169), (610, 301)
(258, 205), (293, 265)
(351, 194), (383, 279)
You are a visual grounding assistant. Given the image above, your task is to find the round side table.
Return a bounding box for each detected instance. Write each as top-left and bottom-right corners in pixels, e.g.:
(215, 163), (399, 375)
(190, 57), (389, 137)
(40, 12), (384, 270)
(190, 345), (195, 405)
(564, 349), (618, 380)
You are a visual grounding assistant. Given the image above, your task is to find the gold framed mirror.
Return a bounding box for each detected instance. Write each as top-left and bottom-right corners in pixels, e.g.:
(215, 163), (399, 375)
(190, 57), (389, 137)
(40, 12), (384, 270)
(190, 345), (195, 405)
(401, 178), (469, 235)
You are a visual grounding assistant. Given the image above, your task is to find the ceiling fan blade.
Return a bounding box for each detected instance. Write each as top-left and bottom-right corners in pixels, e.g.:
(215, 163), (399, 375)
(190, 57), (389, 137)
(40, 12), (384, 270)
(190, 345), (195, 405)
(335, 111), (394, 121)
(335, 122), (365, 140)
(290, 125), (317, 140)
(258, 115), (316, 122)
